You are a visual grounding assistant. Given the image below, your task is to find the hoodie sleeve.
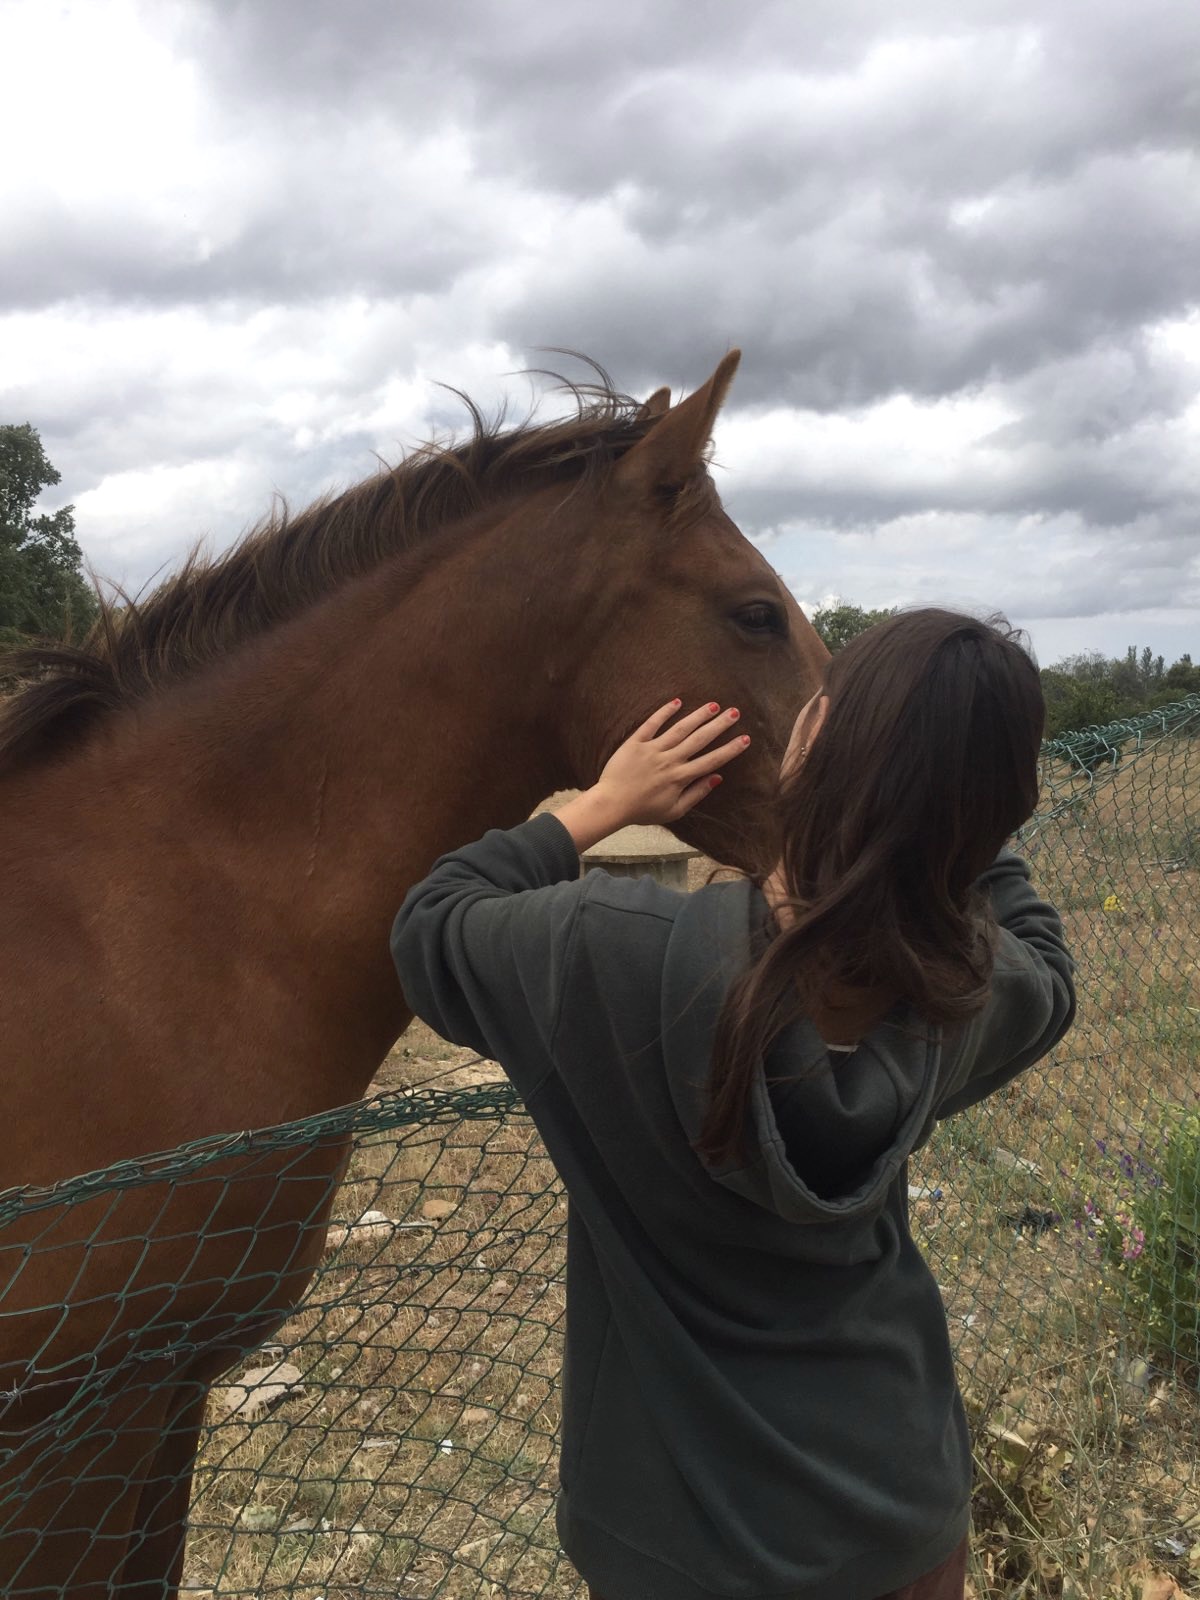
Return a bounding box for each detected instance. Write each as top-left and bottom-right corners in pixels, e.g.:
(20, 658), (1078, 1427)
(935, 849), (1076, 1120)
(389, 813), (586, 1100)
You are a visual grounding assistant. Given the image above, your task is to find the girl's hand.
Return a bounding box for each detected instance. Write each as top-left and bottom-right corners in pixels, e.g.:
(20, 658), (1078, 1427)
(556, 700), (750, 854)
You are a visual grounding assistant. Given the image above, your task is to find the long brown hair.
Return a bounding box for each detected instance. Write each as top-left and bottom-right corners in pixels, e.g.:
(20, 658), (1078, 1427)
(697, 608), (1045, 1167)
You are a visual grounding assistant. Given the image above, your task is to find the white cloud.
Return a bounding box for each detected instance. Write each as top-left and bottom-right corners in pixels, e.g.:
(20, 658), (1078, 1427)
(0, 0), (1196, 663)
(719, 391), (1018, 504)
(0, 1), (204, 207)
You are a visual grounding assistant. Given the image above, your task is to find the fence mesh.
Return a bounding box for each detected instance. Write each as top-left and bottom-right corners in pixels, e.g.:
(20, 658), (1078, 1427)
(2, 695), (1199, 1598)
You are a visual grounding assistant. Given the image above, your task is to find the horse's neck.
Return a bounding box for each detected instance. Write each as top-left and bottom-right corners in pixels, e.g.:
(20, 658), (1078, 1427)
(15, 521), (576, 1147)
(187, 550), (571, 1020)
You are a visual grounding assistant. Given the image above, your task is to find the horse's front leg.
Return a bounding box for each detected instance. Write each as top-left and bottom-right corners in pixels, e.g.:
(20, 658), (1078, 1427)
(0, 1377), (170, 1600)
(116, 1377), (212, 1600)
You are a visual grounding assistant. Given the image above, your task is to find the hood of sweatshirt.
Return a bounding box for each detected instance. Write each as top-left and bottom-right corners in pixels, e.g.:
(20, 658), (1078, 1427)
(659, 878), (943, 1225)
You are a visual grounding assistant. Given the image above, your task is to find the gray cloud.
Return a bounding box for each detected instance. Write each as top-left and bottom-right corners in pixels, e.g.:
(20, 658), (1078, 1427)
(1, 0), (1197, 654)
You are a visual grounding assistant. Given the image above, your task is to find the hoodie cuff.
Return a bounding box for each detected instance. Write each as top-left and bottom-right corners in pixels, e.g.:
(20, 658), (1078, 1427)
(513, 811), (584, 882)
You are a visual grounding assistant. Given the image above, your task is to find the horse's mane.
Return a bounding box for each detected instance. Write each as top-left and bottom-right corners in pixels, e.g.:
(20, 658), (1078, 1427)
(0, 365), (706, 775)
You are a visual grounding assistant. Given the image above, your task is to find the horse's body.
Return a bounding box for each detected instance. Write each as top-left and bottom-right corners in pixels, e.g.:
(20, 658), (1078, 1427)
(0, 354), (827, 1596)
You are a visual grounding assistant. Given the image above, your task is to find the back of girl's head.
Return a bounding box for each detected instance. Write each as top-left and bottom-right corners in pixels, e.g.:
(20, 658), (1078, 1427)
(698, 608), (1044, 1167)
(794, 609), (1044, 909)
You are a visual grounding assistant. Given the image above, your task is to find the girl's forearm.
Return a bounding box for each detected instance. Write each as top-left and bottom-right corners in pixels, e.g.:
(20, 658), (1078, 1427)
(554, 787), (630, 855)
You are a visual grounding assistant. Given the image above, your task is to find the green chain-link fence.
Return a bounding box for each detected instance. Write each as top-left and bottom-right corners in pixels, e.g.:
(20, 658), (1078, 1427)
(2, 695), (1199, 1598)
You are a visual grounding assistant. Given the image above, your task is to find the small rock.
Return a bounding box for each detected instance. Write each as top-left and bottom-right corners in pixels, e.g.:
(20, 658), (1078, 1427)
(1117, 1354), (1153, 1393)
(1155, 1537), (1189, 1560)
(992, 1148), (1044, 1178)
(237, 1505), (281, 1532)
(220, 1362), (306, 1421)
(323, 1209), (398, 1251)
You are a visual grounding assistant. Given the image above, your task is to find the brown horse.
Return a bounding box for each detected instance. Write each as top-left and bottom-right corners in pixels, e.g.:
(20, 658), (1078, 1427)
(0, 351), (828, 1597)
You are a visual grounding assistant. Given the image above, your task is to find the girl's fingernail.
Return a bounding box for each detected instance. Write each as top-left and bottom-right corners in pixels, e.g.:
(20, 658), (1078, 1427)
(728, 708), (740, 721)
(741, 734), (751, 746)
(708, 702), (720, 713)
(709, 774), (723, 788)
(671, 698), (682, 707)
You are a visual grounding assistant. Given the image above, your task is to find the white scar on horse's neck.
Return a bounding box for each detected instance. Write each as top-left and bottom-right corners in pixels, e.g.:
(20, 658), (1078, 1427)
(305, 757), (328, 881)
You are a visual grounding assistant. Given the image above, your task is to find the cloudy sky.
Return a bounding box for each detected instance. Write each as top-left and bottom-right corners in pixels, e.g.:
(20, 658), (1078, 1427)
(2, 0), (1198, 666)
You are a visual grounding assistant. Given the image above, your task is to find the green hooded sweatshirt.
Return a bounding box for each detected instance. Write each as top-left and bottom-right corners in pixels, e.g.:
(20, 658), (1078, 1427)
(391, 814), (1075, 1600)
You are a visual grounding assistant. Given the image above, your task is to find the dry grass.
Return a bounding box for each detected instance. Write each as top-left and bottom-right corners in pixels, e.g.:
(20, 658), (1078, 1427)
(911, 740), (1200, 1597)
(181, 742), (1200, 1598)
(184, 1029), (577, 1598)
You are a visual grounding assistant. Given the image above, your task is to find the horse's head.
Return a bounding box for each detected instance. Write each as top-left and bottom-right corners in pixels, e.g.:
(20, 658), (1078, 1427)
(554, 352), (829, 876)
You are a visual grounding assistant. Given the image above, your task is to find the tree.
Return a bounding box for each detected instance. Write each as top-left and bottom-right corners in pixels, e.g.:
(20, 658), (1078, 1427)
(811, 600), (896, 652)
(1040, 670), (1120, 738)
(0, 423), (98, 648)
(1164, 654), (1200, 696)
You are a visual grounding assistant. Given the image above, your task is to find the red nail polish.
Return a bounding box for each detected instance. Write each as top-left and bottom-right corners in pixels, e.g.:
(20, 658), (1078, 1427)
(709, 774), (722, 788)
(708, 702), (719, 713)
(728, 708), (740, 720)
(671, 698), (682, 707)
(742, 734), (751, 745)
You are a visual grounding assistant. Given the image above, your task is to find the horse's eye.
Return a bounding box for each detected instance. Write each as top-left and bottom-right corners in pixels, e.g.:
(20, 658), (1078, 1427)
(736, 602), (786, 637)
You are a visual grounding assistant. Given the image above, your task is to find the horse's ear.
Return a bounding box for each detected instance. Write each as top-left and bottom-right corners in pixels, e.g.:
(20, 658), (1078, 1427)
(636, 386), (672, 422)
(617, 350), (741, 495)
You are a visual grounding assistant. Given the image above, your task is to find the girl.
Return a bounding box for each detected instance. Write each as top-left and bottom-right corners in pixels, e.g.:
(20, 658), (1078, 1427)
(391, 608), (1075, 1600)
